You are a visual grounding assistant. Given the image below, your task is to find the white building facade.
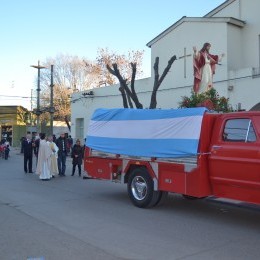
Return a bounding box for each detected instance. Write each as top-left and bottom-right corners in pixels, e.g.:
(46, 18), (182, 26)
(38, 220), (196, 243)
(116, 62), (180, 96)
(71, 0), (260, 141)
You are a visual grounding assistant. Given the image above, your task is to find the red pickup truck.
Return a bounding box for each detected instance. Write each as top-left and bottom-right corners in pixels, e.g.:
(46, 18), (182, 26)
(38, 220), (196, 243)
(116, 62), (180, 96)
(84, 110), (260, 208)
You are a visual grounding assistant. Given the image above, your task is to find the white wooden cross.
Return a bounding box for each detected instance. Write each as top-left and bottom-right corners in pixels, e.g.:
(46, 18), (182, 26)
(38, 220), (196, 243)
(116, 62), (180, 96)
(178, 47), (192, 78)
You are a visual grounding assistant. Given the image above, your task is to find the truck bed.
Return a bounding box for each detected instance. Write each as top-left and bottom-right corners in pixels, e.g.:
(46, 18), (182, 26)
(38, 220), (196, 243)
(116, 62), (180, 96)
(89, 149), (198, 165)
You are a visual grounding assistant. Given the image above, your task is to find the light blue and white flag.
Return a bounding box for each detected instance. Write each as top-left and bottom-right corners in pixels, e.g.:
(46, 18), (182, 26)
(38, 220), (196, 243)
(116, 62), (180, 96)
(86, 107), (207, 158)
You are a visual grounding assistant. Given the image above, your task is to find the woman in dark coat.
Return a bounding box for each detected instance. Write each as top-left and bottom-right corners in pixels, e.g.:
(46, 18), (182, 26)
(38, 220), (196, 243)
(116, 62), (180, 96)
(71, 139), (84, 176)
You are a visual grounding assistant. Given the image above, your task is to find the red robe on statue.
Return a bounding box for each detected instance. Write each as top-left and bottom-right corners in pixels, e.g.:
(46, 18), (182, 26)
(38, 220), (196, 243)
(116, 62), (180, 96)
(193, 51), (219, 93)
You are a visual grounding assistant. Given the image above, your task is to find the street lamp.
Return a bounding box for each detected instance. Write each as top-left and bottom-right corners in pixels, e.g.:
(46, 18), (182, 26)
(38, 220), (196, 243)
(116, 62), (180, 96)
(30, 60), (46, 132)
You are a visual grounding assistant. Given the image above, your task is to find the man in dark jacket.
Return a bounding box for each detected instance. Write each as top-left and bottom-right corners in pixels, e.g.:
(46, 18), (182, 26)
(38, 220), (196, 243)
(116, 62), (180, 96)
(22, 134), (33, 173)
(71, 139), (84, 176)
(55, 133), (68, 176)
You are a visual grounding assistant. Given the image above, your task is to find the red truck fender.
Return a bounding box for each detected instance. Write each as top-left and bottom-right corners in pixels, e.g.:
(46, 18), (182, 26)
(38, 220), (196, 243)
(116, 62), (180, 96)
(122, 159), (159, 191)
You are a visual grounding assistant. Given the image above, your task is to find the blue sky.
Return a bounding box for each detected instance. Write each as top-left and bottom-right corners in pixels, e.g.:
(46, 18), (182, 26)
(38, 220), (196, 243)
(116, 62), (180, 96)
(0, 0), (225, 109)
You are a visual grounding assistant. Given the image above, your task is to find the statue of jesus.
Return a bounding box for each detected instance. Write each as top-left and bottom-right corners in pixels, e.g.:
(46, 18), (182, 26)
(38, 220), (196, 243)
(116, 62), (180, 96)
(193, 42), (224, 93)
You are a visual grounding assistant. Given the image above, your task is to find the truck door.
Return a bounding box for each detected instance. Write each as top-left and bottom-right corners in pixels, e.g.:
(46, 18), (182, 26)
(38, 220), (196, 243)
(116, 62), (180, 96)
(209, 117), (260, 204)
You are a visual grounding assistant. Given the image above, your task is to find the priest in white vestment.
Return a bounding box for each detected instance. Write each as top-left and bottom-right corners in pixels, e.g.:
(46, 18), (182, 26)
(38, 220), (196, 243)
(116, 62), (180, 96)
(36, 133), (52, 180)
(47, 135), (59, 178)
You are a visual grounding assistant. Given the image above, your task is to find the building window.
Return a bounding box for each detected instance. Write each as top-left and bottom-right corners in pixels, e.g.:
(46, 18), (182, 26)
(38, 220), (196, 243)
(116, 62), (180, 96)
(75, 118), (84, 140)
(222, 119), (256, 142)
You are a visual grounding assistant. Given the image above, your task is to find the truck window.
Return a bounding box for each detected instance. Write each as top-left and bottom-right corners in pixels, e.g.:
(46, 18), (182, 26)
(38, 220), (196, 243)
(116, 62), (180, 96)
(222, 119), (256, 142)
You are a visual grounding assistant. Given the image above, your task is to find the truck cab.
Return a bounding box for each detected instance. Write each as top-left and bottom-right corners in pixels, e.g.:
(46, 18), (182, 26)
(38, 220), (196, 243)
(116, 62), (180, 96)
(209, 112), (260, 205)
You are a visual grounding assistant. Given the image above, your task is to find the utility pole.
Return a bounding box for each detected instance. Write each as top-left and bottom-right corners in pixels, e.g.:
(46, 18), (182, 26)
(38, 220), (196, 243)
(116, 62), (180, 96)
(49, 65), (54, 135)
(30, 89), (33, 127)
(30, 61), (46, 133)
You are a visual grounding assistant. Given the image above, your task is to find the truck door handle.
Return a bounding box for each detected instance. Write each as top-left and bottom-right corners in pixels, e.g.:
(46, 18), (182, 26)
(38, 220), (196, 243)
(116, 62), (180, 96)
(212, 145), (222, 150)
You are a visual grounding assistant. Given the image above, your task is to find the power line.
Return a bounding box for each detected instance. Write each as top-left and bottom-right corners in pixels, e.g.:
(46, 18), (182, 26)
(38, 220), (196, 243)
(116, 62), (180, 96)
(0, 94), (36, 99)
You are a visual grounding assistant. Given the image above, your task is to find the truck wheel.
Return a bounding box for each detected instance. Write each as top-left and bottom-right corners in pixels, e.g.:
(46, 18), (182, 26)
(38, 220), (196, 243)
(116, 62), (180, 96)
(155, 191), (168, 206)
(127, 168), (161, 208)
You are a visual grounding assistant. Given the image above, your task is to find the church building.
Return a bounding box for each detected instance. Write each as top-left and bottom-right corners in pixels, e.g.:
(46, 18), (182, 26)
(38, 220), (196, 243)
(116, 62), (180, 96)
(71, 0), (260, 141)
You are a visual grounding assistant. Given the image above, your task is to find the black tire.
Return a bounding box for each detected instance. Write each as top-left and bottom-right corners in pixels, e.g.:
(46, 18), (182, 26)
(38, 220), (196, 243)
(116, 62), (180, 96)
(127, 167), (161, 208)
(155, 191), (168, 206)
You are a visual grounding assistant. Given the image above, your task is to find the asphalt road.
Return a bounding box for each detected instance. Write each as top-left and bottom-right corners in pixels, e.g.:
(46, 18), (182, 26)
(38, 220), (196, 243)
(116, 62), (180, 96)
(0, 148), (260, 260)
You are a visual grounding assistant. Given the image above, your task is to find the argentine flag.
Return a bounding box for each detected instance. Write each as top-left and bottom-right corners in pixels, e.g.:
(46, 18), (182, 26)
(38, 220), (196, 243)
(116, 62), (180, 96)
(86, 107), (207, 158)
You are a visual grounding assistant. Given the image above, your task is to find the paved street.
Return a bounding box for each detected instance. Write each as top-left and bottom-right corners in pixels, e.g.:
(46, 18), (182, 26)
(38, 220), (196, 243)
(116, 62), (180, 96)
(0, 148), (260, 260)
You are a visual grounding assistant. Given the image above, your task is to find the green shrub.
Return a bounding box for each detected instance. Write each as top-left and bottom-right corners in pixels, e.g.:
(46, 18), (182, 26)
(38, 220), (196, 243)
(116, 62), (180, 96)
(179, 88), (232, 112)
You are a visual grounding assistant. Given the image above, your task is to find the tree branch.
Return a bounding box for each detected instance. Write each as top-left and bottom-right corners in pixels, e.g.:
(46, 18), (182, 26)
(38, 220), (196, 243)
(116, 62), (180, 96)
(107, 63), (143, 108)
(157, 55), (176, 90)
(149, 55), (176, 109)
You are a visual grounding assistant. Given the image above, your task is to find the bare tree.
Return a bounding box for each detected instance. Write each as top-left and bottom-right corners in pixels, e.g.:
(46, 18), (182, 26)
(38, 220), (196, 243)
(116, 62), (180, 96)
(36, 49), (145, 124)
(92, 48), (144, 87)
(42, 54), (98, 91)
(107, 55), (177, 109)
(39, 54), (96, 122)
(106, 62), (143, 108)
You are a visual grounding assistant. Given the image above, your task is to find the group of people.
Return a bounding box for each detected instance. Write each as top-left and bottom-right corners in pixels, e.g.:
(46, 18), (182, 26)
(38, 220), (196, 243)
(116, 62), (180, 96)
(0, 138), (10, 160)
(21, 132), (84, 181)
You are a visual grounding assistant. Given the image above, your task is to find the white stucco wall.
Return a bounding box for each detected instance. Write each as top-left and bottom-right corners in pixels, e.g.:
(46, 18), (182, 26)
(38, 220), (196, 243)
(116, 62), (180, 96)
(211, 0), (260, 68)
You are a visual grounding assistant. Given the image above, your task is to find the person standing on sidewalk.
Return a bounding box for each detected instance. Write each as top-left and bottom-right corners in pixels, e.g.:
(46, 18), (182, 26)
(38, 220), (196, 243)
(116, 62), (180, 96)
(20, 136), (25, 153)
(71, 139), (84, 177)
(67, 135), (73, 155)
(47, 135), (59, 178)
(22, 134), (33, 173)
(4, 144), (10, 160)
(56, 132), (68, 176)
(36, 133), (52, 181)
(33, 133), (40, 166)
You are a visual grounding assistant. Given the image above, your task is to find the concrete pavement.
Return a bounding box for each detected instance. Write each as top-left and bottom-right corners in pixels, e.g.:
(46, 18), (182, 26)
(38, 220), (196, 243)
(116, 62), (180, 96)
(0, 147), (260, 260)
(0, 148), (121, 260)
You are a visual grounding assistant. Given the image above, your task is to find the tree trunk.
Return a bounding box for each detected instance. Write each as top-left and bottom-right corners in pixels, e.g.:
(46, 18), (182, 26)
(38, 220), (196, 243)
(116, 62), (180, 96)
(119, 85), (128, 108)
(129, 63), (139, 107)
(106, 63), (143, 109)
(126, 92), (134, 108)
(149, 55), (177, 109)
(64, 115), (71, 131)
